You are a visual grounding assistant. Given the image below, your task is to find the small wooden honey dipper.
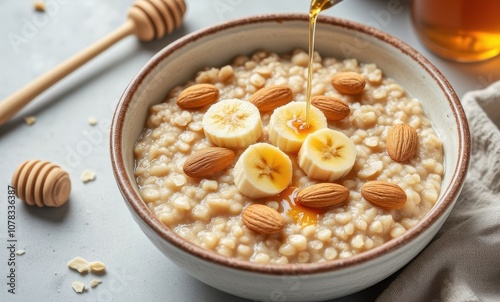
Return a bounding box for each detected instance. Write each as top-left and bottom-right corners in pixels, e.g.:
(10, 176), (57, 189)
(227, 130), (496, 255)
(12, 160), (71, 207)
(0, 0), (187, 126)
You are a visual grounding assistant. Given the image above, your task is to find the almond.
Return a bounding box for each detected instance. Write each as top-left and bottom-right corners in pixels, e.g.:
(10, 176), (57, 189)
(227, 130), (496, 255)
(386, 123), (419, 162)
(297, 183), (349, 208)
(361, 181), (407, 210)
(242, 204), (284, 234)
(249, 85), (293, 112)
(176, 84), (219, 109)
(311, 96), (351, 121)
(183, 147), (235, 178)
(331, 72), (366, 95)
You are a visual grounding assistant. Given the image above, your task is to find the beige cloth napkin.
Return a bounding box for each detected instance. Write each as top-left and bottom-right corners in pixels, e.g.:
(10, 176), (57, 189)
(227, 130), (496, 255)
(377, 81), (500, 302)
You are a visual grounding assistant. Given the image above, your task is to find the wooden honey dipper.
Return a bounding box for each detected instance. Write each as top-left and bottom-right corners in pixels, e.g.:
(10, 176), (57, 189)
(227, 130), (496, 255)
(0, 0), (187, 126)
(12, 160), (71, 207)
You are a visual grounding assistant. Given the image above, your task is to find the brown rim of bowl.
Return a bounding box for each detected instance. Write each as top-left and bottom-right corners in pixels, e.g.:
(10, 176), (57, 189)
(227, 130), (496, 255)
(110, 14), (470, 275)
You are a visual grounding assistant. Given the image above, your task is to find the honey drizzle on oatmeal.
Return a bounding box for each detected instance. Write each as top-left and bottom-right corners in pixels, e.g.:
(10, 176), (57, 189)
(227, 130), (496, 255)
(306, 0), (341, 127)
(285, 117), (318, 139)
(270, 187), (326, 227)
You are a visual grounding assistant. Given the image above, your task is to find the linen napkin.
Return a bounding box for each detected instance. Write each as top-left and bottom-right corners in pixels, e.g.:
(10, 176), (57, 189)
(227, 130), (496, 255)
(376, 81), (500, 302)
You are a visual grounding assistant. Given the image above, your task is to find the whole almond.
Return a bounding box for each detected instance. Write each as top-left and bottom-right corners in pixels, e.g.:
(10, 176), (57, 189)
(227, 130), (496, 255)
(297, 183), (349, 208)
(311, 96), (351, 121)
(183, 147), (234, 178)
(386, 123), (419, 162)
(249, 85), (293, 112)
(331, 72), (366, 95)
(361, 181), (407, 210)
(176, 84), (219, 109)
(242, 204), (284, 234)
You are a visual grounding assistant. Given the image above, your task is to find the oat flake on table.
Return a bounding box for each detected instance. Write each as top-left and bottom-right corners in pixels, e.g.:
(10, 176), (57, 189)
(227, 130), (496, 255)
(80, 170), (96, 183)
(24, 116), (36, 126)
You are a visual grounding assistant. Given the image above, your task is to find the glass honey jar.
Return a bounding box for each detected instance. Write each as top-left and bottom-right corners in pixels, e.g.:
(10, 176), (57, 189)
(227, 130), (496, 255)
(410, 0), (500, 62)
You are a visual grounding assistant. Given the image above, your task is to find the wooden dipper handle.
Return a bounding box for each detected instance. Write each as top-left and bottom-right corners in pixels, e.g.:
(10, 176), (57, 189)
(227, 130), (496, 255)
(0, 0), (186, 126)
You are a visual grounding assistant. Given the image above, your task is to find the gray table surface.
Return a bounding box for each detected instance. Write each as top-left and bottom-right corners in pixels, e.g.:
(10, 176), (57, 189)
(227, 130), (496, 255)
(1, 1), (499, 301)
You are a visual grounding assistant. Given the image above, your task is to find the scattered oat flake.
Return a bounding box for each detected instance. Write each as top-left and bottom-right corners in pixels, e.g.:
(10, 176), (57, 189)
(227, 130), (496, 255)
(16, 250), (26, 255)
(67, 256), (90, 274)
(81, 170), (96, 183)
(89, 261), (106, 273)
(87, 117), (98, 126)
(34, 1), (45, 12)
(90, 279), (102, 288)
(24, 116), (36, 126)
(71, 281), (86, 293)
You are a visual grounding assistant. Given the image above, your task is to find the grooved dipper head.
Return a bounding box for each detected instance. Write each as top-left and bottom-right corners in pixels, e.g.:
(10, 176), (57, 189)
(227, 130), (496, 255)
(128, 0), (186, 41)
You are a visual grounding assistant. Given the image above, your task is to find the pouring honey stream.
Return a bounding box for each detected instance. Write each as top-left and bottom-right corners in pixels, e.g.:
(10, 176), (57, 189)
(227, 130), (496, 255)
(277, 0), (344, 226)
(304, 0), (342, 128)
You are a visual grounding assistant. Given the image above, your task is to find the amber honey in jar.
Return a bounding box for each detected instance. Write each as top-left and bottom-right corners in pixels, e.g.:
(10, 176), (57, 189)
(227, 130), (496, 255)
(410, 0), (500, 62)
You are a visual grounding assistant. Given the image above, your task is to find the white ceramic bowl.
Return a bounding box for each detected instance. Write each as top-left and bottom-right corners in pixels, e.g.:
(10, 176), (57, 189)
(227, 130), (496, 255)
(110, 15), (470, 301)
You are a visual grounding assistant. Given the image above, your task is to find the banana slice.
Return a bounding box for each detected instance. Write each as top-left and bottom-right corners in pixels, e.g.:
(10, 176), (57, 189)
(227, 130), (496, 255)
(202, 99), (263, 149)
(233, 143), (292, 199)
(298, 128), (356, 181)
(268, 102), (327, 153)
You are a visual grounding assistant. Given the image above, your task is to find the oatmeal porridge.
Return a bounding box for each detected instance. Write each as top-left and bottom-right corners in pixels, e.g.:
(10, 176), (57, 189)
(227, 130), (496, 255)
(133, 49), (444, 264)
